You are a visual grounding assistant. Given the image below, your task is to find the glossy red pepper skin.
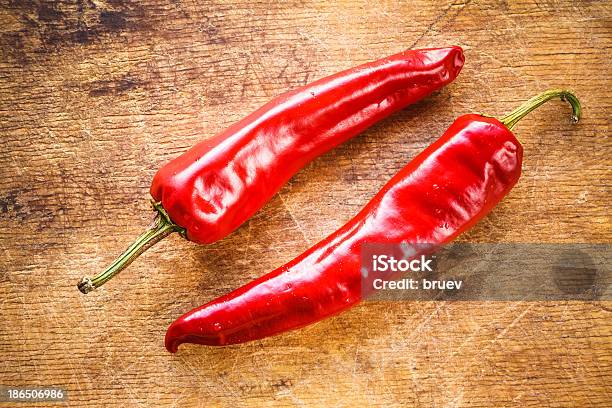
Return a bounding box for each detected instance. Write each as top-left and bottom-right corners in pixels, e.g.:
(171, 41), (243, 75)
(150, 47), (464, 244)
(165, 114), (523, 351)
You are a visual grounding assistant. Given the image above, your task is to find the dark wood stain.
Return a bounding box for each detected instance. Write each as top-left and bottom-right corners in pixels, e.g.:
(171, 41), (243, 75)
(37, 3), (64, 22)
(88, 74), (144, 97)
(0, 0), (150, 63)
(0, 190), (23, 218)
(99, 10), (127, 31)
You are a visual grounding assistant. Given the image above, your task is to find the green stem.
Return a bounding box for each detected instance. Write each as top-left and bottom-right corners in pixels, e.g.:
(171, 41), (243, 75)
(499, 89), (581, 130)
(77, 202), (185, 294)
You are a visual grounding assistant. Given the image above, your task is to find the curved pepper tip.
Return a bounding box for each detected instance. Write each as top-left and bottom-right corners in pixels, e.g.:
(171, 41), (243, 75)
(165, 323), (183, 353)
(165, 313), (227, 351)
(166, 340), (180, 353)
(165, 318), (200, 353)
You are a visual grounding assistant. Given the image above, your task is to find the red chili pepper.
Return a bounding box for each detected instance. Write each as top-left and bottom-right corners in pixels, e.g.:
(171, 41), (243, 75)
(165, 90), (581, 351)
(77, 47), (464, 293)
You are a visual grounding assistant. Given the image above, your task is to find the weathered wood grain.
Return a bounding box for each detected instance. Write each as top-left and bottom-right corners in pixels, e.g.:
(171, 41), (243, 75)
(1, 0), (610, 406)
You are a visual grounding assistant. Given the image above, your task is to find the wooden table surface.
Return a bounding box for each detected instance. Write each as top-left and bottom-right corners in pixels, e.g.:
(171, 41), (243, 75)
(1, 1), (610, 406)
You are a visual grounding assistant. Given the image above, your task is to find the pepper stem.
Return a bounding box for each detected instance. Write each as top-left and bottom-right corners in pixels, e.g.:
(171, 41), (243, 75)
(77, 201), (185, 294)
(499, 89), (581, 130)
